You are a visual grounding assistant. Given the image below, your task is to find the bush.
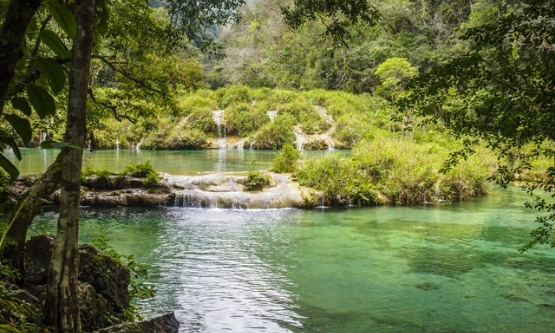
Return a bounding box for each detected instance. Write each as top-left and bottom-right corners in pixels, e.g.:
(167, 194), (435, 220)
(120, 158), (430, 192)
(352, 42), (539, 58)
(224, 103), (269, 136)
(272, 143), (301, 173)
(123, 161), (156, 178)
(297, 136), (495, 206)
(244, 171), (270, 191)
(250, 113), (296, 149)
(177, 94), (217, 117)
(244, 160), (270, 191)
(215, 85), (252, 108)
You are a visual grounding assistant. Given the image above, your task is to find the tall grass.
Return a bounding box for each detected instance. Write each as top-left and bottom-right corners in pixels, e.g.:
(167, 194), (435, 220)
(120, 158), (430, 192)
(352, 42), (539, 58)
(297, 134), (496, 206)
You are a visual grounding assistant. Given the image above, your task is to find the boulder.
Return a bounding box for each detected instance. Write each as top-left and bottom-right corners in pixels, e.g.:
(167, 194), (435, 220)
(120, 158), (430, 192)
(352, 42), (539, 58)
(78, 244), (130, 312)
(24, 234), (54, 285)
(23, 235), (131, 331)
(93, 312), (180, 333)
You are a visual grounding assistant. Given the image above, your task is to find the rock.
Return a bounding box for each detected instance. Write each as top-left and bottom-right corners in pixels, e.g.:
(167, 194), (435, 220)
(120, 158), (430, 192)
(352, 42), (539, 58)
(14, 172), (322, 209)
(79, 282), (114, 331)
(22, 235), (131, 331)
(79, 244), (130, 312)
(93, 312), (180, 333)
(24, 234), (54, 285)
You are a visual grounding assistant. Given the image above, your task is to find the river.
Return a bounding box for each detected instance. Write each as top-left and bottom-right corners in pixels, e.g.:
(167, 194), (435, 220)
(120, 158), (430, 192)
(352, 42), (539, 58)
(18, 149), (555, 332)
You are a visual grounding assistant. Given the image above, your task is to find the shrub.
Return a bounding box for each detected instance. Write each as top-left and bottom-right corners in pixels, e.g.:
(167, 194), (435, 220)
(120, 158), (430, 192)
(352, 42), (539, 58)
(272, 143), (301, 173)
(124, 161), (156, 178)
(215, 85), (252, 108)
(225, 103), (269, 136)
(250, 113), (296, 149)
(244, 160), (270, 191)
(297, 136), (495, 206)
(177, 94), (217, 117)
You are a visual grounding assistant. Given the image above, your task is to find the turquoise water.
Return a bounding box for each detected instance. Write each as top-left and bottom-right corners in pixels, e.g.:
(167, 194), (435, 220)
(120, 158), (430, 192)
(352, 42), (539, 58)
(31, 186), (555, 332)
(5, 148), (343, 175)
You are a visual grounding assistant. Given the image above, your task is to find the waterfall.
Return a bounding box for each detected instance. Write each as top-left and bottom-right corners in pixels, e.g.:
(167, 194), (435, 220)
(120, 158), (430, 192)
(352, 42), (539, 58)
(136, 137), (144, 150)
(320, 134), (335, 150)
(115, 136), (120, 150)
(212, 110), (227, 149)
(39, 131), (47, 143)
(236, 139), (246, 150)
(294, 126), (305, 150)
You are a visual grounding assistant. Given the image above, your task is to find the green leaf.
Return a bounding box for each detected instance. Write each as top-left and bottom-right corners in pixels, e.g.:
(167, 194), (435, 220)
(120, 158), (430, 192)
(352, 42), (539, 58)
(0, 154), (20, 179)
(11, 97), (32, 116)
(4, 114), (32, 144)
(34, 57), (66, 95)
(95, 0), (110, 36)
(27, 84), (56, 118)
(40, 140), (70, 149)
(40, 30), (71, 60)
(47, 0), (77, 39)
(0, 135), (21, 160)
(28, 15), (39, 38)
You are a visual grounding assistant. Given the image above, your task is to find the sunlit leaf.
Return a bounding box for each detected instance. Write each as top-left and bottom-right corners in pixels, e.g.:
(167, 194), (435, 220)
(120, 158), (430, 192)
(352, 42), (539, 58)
(27, 84), (56, 118)
(4, 114), (32, 144)
(47, 0), (77, 38)
(34, 57), (67, 95)
(0, 153), (20, 179)
(40, 30), (71, 60)
(10, 97), (32, 116)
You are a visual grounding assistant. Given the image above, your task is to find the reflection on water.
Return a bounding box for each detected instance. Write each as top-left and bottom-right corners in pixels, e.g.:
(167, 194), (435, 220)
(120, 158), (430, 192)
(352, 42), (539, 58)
(6, 148), (345, 175)
(31, 187), (555, 332)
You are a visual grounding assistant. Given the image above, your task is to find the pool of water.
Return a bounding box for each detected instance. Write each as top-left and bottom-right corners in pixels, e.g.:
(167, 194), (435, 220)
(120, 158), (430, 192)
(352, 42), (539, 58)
(5, 148), (344, 175)
(31, 186), (555, 332)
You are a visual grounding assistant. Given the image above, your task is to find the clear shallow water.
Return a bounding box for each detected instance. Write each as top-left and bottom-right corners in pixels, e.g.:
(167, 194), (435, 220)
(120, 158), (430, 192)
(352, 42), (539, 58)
(31, 186), (555, 333)
(6, 148), (343, 175)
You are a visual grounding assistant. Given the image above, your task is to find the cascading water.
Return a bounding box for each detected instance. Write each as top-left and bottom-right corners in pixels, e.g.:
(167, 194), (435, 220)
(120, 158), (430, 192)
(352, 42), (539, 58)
(212, 110), (227, 149)
(136, 137), (144, 150)
(294, 126), (305, 150)
(320, 134), (335, 150)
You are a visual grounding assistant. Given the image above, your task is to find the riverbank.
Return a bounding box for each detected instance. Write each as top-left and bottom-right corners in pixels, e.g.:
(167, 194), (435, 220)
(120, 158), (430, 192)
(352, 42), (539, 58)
(7, 169), (489, 210)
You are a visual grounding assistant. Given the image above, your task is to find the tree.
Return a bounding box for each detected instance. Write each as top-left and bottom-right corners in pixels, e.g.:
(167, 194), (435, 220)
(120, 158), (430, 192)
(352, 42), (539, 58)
(43, 0), (95, 330)
(375, 57), (418, 101)
(404, 0), (555, 251)
(0, 0), (250, 332)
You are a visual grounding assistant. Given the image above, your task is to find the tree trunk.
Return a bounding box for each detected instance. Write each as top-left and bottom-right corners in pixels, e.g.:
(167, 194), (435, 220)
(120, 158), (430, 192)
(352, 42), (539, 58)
(44, 0), (95, 331)
(0, 0), (42, 115)
(0, 153), (63, 280)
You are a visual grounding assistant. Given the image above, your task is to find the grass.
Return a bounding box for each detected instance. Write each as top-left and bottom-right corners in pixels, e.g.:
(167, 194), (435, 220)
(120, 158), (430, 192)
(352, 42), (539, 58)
(296, 133), (496, 206)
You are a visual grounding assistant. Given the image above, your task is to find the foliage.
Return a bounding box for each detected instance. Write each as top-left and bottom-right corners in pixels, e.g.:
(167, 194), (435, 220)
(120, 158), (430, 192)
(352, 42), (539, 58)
(404, 0), (555, 251)
(90, 234), (155, 321)
(272, 143), (301, 173)
(123, 161), (155, 178)
(375, 57), (418, 100)
(297, 134), (494, 206)
(224, 102), (269, 137)
(250, 113), (296, 149)
(281, 0), (379, 41)
(244, 160), (270, 191)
